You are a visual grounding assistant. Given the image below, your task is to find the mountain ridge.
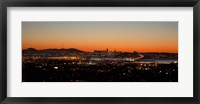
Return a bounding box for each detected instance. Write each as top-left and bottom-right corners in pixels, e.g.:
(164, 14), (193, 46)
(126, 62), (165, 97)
(23, 48), (85, 54)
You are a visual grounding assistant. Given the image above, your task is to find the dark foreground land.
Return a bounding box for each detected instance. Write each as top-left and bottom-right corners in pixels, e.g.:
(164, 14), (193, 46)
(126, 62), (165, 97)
(22, 59), (178, 82)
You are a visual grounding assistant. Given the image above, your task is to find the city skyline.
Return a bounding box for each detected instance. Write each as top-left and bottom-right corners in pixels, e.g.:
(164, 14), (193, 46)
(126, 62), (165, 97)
(22, 22), (178, 53)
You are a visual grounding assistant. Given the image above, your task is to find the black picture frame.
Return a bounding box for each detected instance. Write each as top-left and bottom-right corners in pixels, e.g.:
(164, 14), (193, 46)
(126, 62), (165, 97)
(0, 0), (199, 104)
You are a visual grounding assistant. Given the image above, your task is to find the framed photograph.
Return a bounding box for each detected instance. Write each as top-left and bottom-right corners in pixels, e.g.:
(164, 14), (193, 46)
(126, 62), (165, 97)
(0, 0), (199, 104)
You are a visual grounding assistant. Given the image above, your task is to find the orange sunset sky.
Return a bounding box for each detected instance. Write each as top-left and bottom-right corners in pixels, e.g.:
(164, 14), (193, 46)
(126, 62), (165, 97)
(22, 22), (178, 53)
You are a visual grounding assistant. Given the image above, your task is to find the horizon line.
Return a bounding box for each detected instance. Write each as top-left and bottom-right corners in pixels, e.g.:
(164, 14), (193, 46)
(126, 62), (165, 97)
(22, 47), (178, 54)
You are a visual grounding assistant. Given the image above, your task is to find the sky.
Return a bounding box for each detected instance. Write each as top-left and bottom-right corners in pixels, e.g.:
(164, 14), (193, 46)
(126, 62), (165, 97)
(22, 22), (178, 53)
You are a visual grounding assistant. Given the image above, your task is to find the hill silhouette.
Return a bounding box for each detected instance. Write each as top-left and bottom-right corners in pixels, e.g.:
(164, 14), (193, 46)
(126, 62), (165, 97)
(23, 48), (85, 54)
